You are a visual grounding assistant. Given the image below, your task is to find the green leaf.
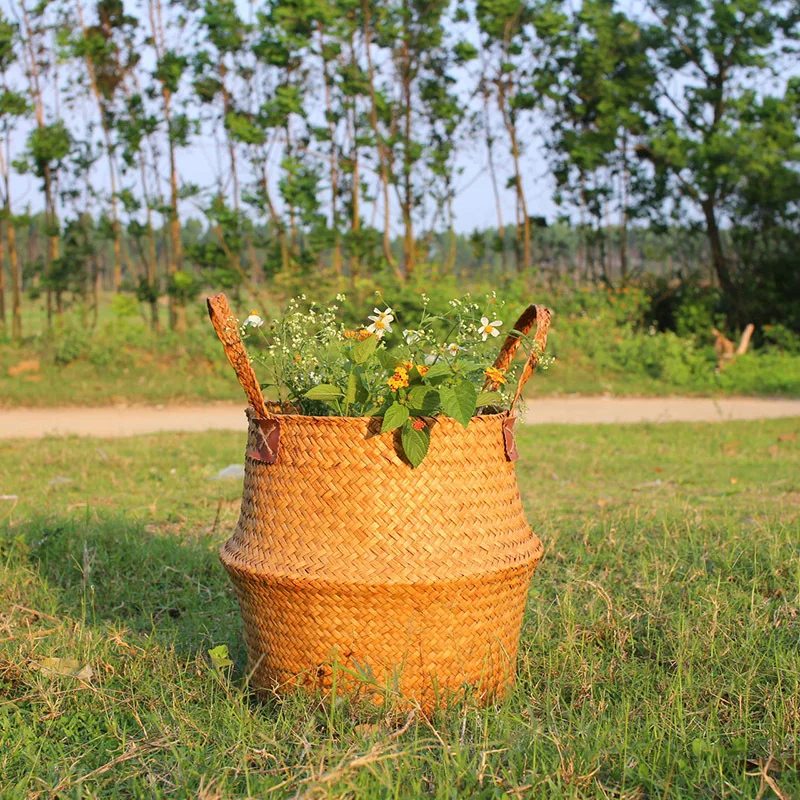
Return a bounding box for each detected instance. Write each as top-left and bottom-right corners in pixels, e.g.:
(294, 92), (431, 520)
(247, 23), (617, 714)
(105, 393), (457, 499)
(422, 362), (452, 383)
(476, 391), (503, 407)
(207, 645), (233, 671)
(440, 381), (477, 428)
(354, 372), (370, 406)
(304, 384), (343, 401)
(381, 401), (409, 433)
(353, 334), (378, 364)
(401, 419), (430, 467)
(407, 385), (440, 415)
(376, 349), (400, 371)
(345, 372), (358, 406)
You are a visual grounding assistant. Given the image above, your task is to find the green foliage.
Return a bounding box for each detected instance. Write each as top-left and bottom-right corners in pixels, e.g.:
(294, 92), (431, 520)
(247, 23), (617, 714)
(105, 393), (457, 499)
(717, 351), (800, 395)
(154, 50), (188, 94)
(258, 294), (530, 464)
(25, 121), (72, 178)
(110, 293), (140, 318)
(224, 111), (266, 145)
(167, 270), (202, 302)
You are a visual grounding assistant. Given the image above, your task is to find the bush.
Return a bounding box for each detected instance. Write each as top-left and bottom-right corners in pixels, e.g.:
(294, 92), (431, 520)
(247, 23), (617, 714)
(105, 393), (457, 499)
(762, 324), (800, 354)
(718, 352), (800, 396)
(111, 294), (140, 319)
(53, 323), (92, 365)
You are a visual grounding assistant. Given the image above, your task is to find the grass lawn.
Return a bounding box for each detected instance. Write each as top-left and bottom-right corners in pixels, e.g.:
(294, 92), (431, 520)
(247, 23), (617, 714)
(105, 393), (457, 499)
(1, 419), (799, 797)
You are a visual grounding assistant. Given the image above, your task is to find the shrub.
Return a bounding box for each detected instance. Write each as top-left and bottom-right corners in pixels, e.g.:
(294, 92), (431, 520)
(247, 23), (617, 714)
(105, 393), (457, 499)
(111, 294), (140, 319)
(718, 352), (800, 396)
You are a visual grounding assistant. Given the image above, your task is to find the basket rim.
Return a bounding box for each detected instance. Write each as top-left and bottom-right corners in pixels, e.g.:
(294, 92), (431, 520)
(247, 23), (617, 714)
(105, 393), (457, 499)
(247, 408), (513, 425)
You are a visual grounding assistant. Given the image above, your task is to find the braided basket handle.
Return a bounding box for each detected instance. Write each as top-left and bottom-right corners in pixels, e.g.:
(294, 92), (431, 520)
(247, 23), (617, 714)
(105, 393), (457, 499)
(485, 304), (552, 413)
(207, 293), (271, 419)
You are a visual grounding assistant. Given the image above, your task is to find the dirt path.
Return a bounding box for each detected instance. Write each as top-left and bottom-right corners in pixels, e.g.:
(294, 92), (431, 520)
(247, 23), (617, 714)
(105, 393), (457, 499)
(1, 397), (799, 439)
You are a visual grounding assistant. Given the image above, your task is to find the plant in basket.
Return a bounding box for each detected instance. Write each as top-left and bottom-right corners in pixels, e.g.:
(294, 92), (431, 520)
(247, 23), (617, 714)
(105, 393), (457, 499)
(238, 293), (551, 466)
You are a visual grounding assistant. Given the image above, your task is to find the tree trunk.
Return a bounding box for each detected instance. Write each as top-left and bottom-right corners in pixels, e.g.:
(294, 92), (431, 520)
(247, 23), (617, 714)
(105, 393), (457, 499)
(496, 78), (530, 273)
(259, 162), (290, 272)
(619, 132), (629, 281)
(319, 26), (341, 276)
(75, 0), (123, 291)
(401, 24), (414, 281)
(363, 0), (401, 279)
(0, 220), (6, 332)
(219, 63), (240, 210)
(444, 196), (457, 274)
(350, 139), (360, 280)
(348, 37), (360, 281)
(6, 218), (22, 341)
(701, 197), (738, 316)
(92, 251), (100, 327)
(165, 97), (183, 332)
(146, 213), (160, 332)
(481, 79), (506, 276)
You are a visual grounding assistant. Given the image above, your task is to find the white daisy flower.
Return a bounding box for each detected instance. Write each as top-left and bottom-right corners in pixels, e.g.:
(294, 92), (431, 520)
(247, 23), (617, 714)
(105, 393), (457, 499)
(243, 311), (264, 328)
(403, 329), (423, 345)
(478, 317), (502, 341)
(445, 343), (465, 357)
(367, 308), (394, 339)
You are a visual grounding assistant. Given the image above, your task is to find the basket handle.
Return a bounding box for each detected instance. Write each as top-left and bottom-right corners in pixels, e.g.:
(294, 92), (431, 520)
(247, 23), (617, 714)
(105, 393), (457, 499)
(485, 304), (552, 414)
(207, 293), (271, 419)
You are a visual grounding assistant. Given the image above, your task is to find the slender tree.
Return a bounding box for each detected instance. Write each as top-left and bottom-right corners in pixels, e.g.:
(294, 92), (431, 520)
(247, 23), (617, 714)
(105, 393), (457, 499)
(145, 0), (192, 330)
(15, 0), (72, 323)
(0, 10), (29, 339)
(476, 0), (536, 273)
(638, 0), (800, 316)
(542, 0), (656, 282)
(71, 0), (137, 292)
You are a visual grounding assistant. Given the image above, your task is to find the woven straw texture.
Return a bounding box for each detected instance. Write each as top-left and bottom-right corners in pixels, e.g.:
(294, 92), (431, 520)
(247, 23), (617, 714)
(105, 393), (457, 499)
(209, 295), (551, 708)
(221, 412), (542, 707)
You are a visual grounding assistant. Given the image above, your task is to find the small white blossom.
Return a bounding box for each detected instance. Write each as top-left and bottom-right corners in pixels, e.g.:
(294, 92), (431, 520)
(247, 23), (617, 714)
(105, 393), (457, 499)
(445, 343), (465, 357)
(243, 311), (264, 328)
(403, 329), (423, 345)
(478, 317), (502, 341)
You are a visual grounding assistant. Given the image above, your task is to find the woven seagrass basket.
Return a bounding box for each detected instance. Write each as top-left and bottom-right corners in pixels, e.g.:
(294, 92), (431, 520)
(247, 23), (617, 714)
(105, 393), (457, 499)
(208, 294), (551, 708)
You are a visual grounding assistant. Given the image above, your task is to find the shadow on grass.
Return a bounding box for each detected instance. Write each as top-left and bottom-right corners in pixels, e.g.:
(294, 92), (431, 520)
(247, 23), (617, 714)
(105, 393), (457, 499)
(2, 514), (243, 661)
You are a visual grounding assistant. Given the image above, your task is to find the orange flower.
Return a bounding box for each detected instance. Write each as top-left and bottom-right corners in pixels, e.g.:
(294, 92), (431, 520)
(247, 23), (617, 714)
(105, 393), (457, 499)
(401, 359), (413, 371)
(387, 366), (410, 391)
(344, 329), (372, 341)
(412, 418), (426, 431)
(484, 366), (506, 385)
(416, 365), (429, 376)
